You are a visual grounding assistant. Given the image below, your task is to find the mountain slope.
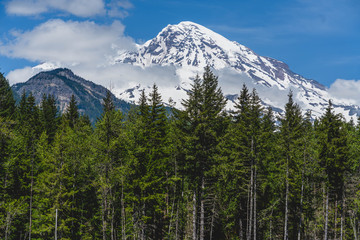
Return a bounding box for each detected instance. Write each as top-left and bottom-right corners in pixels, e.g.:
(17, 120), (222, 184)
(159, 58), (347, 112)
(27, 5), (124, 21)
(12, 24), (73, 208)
(12, 68), (131, 122)
(115, 21), (360, 119)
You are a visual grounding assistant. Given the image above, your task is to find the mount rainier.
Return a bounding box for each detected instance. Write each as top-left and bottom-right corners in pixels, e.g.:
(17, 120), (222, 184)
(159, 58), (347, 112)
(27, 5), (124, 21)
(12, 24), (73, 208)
(113, 21), (360, 120)
(26, 21), (360, 120)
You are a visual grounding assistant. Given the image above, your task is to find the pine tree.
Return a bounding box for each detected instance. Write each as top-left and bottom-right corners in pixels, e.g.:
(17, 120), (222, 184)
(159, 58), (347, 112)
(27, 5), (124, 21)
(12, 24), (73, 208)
(33, 120), (98, 239)
(317, 100), (348, 240)
(40, 94), (59, 143)
(257, 106), (279, 239)
(102, 90), (115, 114)
(180, 66), (227, 240)
(0, 72), (15, 119)
(94, 89), (124, 240)
(64, 95), (79, 129)
(216, 84), (250, 240)
(144, 84), (170, 239)
(4, 91), (42, 239)
(278, 91), (304, 240)
(0, 115), (16, 239)
(219, 85), (269, 240)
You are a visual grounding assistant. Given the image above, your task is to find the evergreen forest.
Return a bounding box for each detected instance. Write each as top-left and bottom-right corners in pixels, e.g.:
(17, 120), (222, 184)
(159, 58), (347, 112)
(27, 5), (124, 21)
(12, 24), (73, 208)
(2, 67), (360, 239)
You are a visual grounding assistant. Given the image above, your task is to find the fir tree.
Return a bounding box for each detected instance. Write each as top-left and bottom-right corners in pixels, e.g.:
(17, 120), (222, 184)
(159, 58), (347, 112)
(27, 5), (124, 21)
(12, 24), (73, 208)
(0, 73), (15, 119)
(317, 100), (349, 239)
(94, 89), (124, 240)
(278, 91), (304, 240)
(64, 95), (79, 129)
(181, 66), (227, 240)
(40, 94), (59, 143)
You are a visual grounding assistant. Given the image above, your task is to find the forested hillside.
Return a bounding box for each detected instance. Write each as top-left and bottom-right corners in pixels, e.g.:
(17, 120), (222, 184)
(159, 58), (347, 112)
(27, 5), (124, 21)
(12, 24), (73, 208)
(1, 67), (360, 239)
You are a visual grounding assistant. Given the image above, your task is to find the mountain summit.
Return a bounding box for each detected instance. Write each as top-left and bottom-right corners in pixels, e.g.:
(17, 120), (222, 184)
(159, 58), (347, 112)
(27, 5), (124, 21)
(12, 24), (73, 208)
(12, 68), (131, 122)
(115, 21), (360, 119)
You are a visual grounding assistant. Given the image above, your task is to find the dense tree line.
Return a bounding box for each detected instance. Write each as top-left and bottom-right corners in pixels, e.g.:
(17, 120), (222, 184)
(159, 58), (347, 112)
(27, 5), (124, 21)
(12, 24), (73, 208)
(1, 67), (360, 239)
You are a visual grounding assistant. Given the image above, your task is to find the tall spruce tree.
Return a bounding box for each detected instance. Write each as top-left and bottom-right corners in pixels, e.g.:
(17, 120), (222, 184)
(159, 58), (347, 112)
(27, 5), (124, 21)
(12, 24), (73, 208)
(6, 91), (42, 239)
(40, 94), (59, 143)
(217, 84), (251, 239)
(0, 73), (15, 119)
(0, 73), (16, 218)
(317, 100), (348, 240)
(181, 66), (227, 240)
(278, 91), (304, 240)
(64, 95), (79, 129)
(142, 84), (170, 239)
(94, 89), (124, 240)
(33, 118), (98, 239)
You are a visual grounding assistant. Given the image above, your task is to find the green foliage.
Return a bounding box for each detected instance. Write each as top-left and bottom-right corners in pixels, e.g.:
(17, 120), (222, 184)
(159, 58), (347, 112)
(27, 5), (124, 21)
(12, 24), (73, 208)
(317, 101), (349, 195)
(2, 67), (360, 240)
(40, 94), (59, 143)
(64, 95), (79, 129)
(0, 73), (15, 119)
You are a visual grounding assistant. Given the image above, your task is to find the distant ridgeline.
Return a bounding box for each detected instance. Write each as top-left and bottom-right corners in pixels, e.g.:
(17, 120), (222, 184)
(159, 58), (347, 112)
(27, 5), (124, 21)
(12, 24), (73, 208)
(11, 68), (131, 122)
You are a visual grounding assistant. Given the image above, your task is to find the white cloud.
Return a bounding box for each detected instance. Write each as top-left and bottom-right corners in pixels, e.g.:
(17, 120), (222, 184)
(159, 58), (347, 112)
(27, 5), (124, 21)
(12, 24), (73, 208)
(7, 67), (41, 85)
(5, 0), (134, 18)
(70, 63), (179, 91)
(7, 62), (180, 98)
(328, 79), (360, 105)
(1, 18), (139, 86)
(107, 0), (133, 18)
(0, 19), (135, 64)
(5, 0), (105, 17)
(214, 67), (296, 110)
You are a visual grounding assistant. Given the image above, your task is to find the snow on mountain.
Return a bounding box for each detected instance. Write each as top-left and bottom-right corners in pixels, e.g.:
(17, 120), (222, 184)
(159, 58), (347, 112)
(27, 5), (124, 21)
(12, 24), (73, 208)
(33, 62), (60, 71)
(114, 21), (360, 120)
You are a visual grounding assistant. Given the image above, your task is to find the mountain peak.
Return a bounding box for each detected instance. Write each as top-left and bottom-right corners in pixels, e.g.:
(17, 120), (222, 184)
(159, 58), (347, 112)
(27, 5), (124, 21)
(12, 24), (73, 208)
(12, 68), (131, 123)
(48, 68), (73, 74)
(116, 20), (254, 71)
(159, 21), (240, 52)
(168, 21), (212, 34)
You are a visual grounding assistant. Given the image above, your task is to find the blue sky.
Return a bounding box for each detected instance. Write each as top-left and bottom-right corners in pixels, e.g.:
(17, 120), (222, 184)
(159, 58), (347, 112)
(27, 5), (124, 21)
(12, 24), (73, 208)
(1, 0), (360, 88)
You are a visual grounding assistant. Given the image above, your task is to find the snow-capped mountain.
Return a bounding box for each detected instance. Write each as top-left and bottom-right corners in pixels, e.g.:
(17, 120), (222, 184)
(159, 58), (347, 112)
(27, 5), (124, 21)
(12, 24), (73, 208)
(115, 21), (360, 120)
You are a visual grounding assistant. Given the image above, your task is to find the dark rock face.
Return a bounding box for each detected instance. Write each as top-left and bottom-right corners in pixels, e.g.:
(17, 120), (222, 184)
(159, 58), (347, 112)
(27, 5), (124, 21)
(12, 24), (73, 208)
(12, 68), (131, 123)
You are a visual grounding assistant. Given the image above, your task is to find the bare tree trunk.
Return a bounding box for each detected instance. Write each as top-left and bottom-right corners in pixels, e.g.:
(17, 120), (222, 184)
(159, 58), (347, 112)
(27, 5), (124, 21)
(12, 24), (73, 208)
(270, 207), (274, 240)
(200, 178), (205, 240)
(247, 163), (254, 240)
(246, 180), (251, 240)
(324, 188), (329, 240)
(55, 209), (58, 240)
(5, 212), (12, 240)
(210, 198), (216, 240)
(193, 191), (197, 240)
(350, 210), (358, 240)
(253, 162), (257, 240)
(298, 145), (307, 240)
(284, 157), (289, 240)
(29, 157), (34, 240)
(111, 203), (115, 240)
(340, 189), (345, 240)
(175, 200), (179, 240)
(141, 202), (145, 240)
(335, 200), (338, 239)
(297, 176), (304, 240)
(239, 215), (244, 240)
(102, 192), (107, 240)
(121, 181), (126, 240)
(168, 193), (176, 237)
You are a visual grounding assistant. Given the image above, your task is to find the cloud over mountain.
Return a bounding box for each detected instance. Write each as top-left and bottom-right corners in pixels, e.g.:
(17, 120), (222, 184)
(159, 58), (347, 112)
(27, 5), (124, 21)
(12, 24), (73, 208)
(2, 19), (136, 85)
(5, 0), (133, 18)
